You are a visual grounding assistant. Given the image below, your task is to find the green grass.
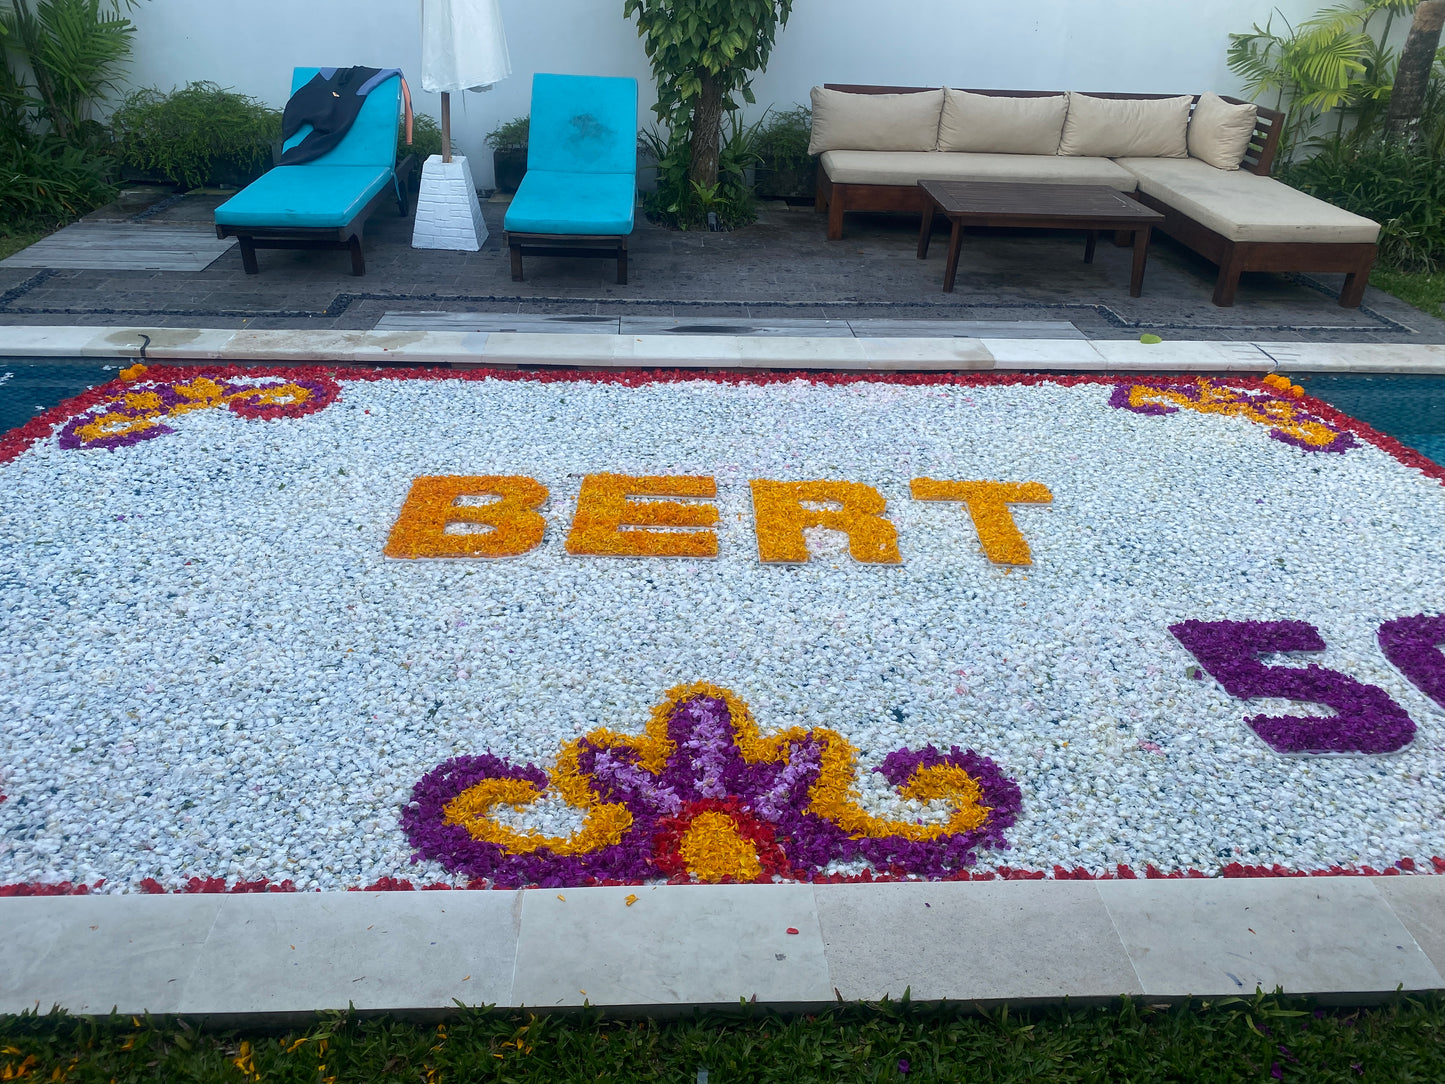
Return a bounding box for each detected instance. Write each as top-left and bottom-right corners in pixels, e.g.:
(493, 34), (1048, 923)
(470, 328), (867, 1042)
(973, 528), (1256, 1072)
(2, 993), (1444, 1082)
(1372, 269), (1445, 321)
(0, 228), (48, 262)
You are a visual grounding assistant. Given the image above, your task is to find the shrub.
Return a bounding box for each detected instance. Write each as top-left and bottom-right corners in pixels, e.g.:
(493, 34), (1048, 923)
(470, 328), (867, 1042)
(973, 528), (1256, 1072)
(407, 113), (443, 161)
(1284, 137), (1445, 272)
(111, 81), (280, 189)
(0, 130), (116, 228)
(484, 115), (528, 151)
(641, 113), (759, 231)
(754, 104), (814, 198)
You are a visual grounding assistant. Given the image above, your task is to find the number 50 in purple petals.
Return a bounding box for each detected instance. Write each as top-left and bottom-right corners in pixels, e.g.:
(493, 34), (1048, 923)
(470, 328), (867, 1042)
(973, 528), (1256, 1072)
(1169, 619), (1416, 756)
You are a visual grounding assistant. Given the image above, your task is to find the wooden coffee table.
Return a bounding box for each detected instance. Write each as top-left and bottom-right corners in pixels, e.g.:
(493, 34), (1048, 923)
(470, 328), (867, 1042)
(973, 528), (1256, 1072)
(917, 180), (1165, 296)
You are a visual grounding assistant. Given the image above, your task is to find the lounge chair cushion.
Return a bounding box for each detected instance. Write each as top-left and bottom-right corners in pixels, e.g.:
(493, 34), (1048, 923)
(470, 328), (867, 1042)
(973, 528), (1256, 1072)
(1117, 157), (1381, 243)
(938, 89), (1068, 155)
(527, 74), (639, 175)
(1060, 93), (1192, 159)
(820, 149), (1138, 190)
(1187, 92), (1259, 170)
(504, 170), (635, 235)
(808, 87), (944, 154)
(214, 165), (395, 228)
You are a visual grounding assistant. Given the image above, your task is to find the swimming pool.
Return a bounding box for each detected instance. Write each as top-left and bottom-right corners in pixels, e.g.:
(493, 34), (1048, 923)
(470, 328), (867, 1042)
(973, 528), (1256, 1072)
(2, 359), (1443, 465)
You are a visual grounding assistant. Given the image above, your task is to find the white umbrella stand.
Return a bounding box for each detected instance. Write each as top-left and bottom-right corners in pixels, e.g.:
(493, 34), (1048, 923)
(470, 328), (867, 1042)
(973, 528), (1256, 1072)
(412, 0), (512, 251)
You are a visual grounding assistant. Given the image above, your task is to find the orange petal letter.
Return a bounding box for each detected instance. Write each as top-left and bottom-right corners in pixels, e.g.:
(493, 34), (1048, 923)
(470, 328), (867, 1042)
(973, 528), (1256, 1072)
(384, 475), (548, 559)
(910, 478), (1052, 565)
(750, 480), (902, 565)
(565, 473), (718, 558)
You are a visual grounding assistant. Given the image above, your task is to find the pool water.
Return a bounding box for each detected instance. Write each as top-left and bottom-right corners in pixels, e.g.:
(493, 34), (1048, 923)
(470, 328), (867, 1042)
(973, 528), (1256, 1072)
(2, 360), (1443, 466)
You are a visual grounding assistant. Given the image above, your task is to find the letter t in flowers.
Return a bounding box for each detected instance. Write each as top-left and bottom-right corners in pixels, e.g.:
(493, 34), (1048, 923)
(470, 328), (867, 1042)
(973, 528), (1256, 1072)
(384, 475), (548, 559)
(750, 480), (902, 564)
(910, 479), (1052, 565)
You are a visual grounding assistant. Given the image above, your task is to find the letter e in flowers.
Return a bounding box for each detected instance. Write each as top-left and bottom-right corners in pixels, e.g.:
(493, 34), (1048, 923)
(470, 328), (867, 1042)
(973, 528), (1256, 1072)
(1170, 619), (1415, 755)
(910, 479), (1052, 565)
(384, 475), (548, 559)
(750, 480), (902, 564)
(566, 473), (718, 558)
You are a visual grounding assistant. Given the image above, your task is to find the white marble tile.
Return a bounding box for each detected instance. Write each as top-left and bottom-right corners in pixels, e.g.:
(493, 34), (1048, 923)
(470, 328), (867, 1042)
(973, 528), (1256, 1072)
(983, 338), (1106, 368)
(0, 896), (222, 1016)
(816, 880), (1141, 1002)
(177, 891), (523, 1014)
(0, 326), (115, 358)
(1374, 876), (1445, 977)
(1255, 343), (1445, 374)
(1091, 340), (1273, 372)
(510, 884), (831, 1008)
(1097, 877), (1444, 996)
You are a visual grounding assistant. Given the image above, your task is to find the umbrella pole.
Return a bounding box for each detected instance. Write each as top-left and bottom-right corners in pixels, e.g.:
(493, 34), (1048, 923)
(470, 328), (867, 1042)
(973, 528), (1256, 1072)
(441, 90), (452, 163)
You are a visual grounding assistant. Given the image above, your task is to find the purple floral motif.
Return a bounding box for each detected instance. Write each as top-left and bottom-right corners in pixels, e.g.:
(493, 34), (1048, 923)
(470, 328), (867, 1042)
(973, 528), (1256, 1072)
(1378, 614), (1445, 711)
(401, 688), (1022, 887)
(1109, 380), (1356, 453)
(1170, 619), (1415, 755)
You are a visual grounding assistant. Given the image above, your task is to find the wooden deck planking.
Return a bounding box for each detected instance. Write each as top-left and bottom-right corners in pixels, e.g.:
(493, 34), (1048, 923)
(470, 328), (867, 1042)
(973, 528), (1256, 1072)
(0, 223), (236, 271)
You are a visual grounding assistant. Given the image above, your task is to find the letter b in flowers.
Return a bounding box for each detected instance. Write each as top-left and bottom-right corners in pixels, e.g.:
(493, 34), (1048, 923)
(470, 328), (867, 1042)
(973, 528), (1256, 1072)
(1169, 619), (1415, 755)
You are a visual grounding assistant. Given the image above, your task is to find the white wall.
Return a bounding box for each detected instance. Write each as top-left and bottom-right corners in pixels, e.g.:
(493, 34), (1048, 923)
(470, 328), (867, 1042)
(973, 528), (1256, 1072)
(120, 0), (1329, 187)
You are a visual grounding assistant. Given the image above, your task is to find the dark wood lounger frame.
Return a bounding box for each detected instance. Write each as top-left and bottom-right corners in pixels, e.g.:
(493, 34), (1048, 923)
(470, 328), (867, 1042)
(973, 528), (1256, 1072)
(215, 154), (418, 277)
(814, 86), (1376, 307)
(506, 232), (629, 284)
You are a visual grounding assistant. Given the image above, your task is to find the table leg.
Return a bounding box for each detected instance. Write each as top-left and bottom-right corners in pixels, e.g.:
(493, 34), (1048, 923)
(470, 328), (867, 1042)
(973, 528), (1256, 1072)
(917, 200), (935, 259)
(1084, 230), (1098, 264)
(1130, 225), (1152, 297)
(942, 218), (964, 293)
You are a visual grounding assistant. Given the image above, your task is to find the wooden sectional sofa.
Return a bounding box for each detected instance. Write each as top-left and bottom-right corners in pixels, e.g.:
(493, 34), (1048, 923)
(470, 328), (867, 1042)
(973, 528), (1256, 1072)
(812, 85), (1380, 307)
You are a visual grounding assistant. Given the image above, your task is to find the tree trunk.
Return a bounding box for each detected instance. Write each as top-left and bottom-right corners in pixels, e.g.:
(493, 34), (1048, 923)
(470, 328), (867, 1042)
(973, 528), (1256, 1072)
(1385, 0), (1445, 142)
(688, 70), (724, 190)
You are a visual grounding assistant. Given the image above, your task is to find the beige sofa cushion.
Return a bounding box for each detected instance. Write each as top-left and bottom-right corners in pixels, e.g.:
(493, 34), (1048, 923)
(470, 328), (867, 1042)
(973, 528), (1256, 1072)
(1187, 92), (1258, 170)
(1059, 93), (1191, 158)
(807, 87), (944, 154)
(938, 89), (1069, 154)
(1117, 157), (1381, 243)
(821, 149), (1138, 190)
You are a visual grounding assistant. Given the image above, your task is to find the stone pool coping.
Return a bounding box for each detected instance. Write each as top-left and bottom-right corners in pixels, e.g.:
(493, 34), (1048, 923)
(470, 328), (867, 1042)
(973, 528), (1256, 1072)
(1, 326), (1445, 373)
(2, 877), (1442, 1020)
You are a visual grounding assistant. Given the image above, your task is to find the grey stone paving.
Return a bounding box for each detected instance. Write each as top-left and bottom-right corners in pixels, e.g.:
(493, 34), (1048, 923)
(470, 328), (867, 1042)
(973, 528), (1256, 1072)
(1, 189), (1440, 342)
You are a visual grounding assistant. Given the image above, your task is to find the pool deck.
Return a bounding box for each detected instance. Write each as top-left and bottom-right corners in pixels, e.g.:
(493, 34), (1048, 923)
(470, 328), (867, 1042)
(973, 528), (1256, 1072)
(3, 191), (1445, 1023)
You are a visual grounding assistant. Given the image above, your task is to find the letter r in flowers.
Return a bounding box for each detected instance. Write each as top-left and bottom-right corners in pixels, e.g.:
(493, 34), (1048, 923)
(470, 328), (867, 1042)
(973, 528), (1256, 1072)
(384, 475), (548, 559)
(1169, 619), (1415, 755)
(910, 479), (1052, 565)
(566, 473), (718, 558)
(749, 480), (902, 564)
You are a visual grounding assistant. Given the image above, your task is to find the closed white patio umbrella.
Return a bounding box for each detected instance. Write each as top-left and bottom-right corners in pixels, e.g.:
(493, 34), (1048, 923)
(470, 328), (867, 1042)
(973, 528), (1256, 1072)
(413, 0), (512, 250)
(421, 0), (512, 162)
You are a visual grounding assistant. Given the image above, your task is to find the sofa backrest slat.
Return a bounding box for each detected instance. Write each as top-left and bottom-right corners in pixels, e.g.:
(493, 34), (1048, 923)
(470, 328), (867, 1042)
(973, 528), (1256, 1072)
(820, 84), (1285, 177)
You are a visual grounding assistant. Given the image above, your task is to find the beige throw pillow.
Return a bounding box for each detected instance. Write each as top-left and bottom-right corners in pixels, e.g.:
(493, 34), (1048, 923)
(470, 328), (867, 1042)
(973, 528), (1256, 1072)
(807, 86), (944, 154)
(1058, 93), (1192, 158)
(938, 89), (1069, 154)
(1187, 92), (1259, 170)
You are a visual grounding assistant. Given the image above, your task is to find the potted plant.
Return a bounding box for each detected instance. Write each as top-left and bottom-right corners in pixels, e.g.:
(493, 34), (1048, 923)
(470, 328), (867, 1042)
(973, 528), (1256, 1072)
(754, 105), (815, 201)
(485, 114), (529, 193)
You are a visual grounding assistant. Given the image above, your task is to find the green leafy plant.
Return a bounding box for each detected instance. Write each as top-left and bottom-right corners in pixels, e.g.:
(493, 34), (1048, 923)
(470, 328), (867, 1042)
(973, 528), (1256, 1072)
(406, 112), (443, 161)
(1, 0), (145, 143)
(0, 128), (114, 225)
(110, 81), (280, 189)
(1227, 0), (1416, 163)
(624, 0), (792, 197)
(1285, 135), (1445, 270)
(642, 112), (758, 230)
(754, 103), (814, 198)
(483, 114), (528, 152)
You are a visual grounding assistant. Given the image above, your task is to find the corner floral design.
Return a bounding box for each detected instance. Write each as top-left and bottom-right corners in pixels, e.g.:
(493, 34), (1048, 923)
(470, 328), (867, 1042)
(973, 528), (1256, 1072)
(401, 682), (1021, 886)
(1111, 377), (1356, 453)
(58, 373), (340, 451)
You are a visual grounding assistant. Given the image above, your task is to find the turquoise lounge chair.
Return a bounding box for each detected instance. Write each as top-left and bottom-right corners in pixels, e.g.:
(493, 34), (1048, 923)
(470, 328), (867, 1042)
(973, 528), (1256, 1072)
(215, 67), (413, 276)
(504, 74), (637, 284)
